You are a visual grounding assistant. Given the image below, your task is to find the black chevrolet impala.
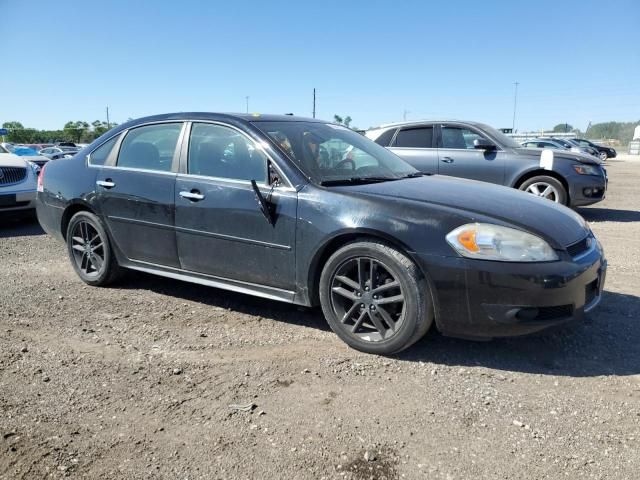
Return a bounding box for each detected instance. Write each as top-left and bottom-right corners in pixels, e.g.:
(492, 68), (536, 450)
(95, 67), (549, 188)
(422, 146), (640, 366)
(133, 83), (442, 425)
(36, 113), (607, 355)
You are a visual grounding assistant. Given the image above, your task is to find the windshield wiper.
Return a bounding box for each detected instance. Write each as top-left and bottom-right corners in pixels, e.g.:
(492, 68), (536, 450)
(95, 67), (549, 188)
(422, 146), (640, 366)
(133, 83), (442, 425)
(320, 176), (401, 186)
(403, 172), (424, 178)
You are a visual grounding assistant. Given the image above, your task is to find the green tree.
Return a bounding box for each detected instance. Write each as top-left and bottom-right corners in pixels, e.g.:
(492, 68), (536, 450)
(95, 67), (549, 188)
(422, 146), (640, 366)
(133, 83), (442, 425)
(333, 114), (353, 128)
(552, 123), (573, 133)
(63, 121), (90, 143)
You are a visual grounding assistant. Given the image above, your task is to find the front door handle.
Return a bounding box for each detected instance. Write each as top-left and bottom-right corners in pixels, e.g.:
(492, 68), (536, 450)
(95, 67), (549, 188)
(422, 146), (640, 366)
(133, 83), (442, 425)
(96, 179), (115, 189)
(441, 157), (454, 163)
(179, 190), (205, 201)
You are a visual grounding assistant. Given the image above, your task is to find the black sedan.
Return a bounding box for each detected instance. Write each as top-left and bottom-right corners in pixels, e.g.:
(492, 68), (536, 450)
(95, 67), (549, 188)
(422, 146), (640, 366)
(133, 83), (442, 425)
(572, 138), (617, 161)
(36, 113), (607, 355)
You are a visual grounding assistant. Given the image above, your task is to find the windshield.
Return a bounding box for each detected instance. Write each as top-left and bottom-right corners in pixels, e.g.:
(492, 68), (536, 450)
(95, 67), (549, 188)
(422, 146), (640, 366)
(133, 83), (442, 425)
(252, 121), (418, 184)
(477, 123), (522, 149)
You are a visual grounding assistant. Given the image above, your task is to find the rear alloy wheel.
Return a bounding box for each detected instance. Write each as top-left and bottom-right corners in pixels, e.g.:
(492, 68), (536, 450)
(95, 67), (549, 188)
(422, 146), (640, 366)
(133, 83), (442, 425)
(519, 175), (567, 205)
(66, 211), (123, 286)
(319, 241), (433, 355)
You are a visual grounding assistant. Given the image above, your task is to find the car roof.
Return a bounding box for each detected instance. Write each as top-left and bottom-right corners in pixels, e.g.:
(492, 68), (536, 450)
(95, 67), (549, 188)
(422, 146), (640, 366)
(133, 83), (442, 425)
(368, 119), (485, 131)
(120, 112), (326, 127)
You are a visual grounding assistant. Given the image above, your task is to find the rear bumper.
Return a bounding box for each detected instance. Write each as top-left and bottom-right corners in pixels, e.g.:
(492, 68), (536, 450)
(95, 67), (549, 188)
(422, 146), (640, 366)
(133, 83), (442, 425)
(417, 245), (606, 339)
(35, 194), (65, 241)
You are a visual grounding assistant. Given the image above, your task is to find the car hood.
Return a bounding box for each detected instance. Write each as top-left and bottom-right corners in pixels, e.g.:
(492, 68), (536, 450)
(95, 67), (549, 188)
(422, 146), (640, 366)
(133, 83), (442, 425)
(0, 153), (29, 168)
(340, 175), (589, 247)
(514, 147), (602, 165)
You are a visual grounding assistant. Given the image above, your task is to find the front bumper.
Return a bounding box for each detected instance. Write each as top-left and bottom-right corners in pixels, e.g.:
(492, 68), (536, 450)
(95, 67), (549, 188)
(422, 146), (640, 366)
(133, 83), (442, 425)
(0, 189), (36, 213)
(568, 172), (607, 207)
(417, 244), (606, 339)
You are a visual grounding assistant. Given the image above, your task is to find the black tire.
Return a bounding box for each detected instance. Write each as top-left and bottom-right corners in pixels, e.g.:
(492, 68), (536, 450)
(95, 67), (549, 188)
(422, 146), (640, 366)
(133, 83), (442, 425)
(66, 211), (123, 286)
(319, 240), (433, 355)
(598, 151), (608, 161)
(518, 175), (568, 205)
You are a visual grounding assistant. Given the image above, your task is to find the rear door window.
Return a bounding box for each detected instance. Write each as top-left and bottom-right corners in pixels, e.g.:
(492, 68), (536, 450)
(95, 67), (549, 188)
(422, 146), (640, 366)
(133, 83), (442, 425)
(393, 127), (433, 148)
(117, 123), (183, 172)
(89, 136), (119, 166)
(373, 129), (397, 147)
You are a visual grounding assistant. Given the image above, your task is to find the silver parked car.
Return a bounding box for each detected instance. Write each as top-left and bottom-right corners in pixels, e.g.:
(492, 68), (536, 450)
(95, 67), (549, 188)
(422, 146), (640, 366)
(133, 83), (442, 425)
(366, 120), (607, 208)
(0, 144), (40, 214)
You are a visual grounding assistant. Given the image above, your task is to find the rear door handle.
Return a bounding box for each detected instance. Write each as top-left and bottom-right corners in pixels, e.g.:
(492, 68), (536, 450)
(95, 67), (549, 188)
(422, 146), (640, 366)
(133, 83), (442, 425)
(441, 157), (454, 163)
(96, 179), (115, 189)
(179, 190), (205, 201)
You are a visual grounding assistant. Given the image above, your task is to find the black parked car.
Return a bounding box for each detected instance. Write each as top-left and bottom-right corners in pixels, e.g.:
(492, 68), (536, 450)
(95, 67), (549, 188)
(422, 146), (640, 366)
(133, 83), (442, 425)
(36, 113), (606, 355)
(572, 138), (617, 161)
(366, 121), (607, 207)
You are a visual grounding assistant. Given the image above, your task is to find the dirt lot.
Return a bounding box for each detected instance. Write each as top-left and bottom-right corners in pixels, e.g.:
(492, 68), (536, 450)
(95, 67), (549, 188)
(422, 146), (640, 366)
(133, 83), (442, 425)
(1, 158), (639, 479)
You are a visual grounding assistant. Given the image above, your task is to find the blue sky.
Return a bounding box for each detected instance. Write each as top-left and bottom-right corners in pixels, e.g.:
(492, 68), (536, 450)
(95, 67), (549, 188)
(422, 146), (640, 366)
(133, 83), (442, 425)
(1, 0), (638, 131)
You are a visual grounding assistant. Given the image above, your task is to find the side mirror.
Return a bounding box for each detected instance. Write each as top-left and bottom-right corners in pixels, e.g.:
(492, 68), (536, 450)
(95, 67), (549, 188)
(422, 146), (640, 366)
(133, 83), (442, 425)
(473, 138), (496, 150)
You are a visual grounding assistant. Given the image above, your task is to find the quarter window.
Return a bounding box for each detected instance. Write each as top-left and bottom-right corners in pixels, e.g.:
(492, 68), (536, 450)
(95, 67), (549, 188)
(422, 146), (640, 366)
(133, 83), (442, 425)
(441, 126), (486, 150)
(373, 128), (397, 147)
(394, 127), (433, 148)
(89, 135), (119, 166)
(117, 123), (182, 172)
(188, 123), (267, 182)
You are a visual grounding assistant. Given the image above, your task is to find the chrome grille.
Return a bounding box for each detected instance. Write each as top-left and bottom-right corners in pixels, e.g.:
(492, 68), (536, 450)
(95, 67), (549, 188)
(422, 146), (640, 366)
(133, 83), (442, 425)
(0, 167), (27, 186)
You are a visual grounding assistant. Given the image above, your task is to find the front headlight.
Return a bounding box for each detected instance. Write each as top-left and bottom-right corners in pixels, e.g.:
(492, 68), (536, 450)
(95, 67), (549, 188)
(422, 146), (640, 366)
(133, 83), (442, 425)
(446, 223), (558, 262)
(27, 161), (41, 176)
(573, 164), (600, 175)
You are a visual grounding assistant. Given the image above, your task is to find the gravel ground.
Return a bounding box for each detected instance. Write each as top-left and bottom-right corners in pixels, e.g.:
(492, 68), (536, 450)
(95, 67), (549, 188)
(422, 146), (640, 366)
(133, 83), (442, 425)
(1, 159), (639, 479)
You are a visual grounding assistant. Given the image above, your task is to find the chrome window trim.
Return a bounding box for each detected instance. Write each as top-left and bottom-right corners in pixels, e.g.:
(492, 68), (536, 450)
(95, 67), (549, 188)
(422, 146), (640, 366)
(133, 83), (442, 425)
(96, 165), (178, 177)
(86, 118), (295, 189)
(87, 120), (186, 169)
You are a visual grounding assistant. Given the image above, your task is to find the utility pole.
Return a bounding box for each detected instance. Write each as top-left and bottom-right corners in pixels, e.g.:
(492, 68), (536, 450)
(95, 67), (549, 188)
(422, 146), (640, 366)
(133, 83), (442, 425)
(106, 106), (110, 129)
(312, 88), (316, 118)
(403, 109), (410, 121)
(245, 96), (249, 114)
(512, 82), (519, 131)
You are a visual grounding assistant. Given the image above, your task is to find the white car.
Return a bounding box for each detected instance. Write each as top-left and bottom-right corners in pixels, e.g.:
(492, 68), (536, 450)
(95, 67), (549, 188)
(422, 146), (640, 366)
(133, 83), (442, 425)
(0, 144), (39, 214)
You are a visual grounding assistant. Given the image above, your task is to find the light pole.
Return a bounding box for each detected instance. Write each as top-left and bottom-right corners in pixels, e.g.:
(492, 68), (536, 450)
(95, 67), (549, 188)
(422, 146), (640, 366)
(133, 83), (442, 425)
(512, 82), (519, 131)
(245, 96), (249, 114)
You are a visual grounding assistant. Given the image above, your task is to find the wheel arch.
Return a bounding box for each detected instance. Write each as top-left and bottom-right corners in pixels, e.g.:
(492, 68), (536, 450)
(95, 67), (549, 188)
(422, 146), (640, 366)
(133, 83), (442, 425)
(60, 201), (97, 240)
(306, 228), (427, 307)
(512, 169), (570, 203)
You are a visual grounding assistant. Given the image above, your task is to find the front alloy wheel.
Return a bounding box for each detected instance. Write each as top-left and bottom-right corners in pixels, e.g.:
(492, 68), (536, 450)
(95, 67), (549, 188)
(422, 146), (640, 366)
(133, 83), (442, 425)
(524, 182), (560, 201)
(330, 257), (405, 342)
(519, 175), (568, 205)
(319, 240), (433, 355)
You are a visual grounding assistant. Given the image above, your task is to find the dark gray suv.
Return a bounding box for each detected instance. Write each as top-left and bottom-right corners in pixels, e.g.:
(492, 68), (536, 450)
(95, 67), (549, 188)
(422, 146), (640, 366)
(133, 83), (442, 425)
(366, 121), (607, 207)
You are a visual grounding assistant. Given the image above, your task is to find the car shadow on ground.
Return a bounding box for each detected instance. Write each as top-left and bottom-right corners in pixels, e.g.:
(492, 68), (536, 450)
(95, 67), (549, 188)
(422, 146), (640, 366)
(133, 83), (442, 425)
(121, 272), (639, 377)
(401, 290), (640, 377)
(119, 271), (332, 332)
(0, 214), (44, 238)
(577, 207), (640, 223)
